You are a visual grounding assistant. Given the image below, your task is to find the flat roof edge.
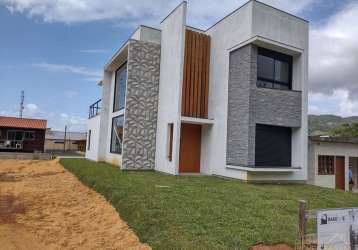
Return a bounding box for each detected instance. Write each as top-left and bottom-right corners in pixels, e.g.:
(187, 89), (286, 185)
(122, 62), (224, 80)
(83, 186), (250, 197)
(206, 0), (308, 32)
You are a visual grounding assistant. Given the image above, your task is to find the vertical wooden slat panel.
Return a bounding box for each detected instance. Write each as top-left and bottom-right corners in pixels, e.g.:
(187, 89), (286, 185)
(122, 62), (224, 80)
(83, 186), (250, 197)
(197, 34), (203, 117)
(186, 31), (192, 115)
(189, 31), (196, 117)
(203, 37), (210, 118)
(182, 30), (189, 114)
(181, 29), (210, 118)
(201, 35), (207, 118)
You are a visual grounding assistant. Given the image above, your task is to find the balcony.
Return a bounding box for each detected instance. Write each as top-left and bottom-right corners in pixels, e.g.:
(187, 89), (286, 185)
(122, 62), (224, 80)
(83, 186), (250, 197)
(89, 99), (101, 119)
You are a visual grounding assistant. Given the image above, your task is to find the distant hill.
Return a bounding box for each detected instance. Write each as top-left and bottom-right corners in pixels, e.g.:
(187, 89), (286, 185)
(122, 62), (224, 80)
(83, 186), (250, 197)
(309, 114), (358, 135)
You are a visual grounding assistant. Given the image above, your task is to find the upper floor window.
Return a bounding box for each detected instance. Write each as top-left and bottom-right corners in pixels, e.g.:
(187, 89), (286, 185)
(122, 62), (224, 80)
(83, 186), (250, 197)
(257, 48), (292, 90)
(113, 63), (127, 112)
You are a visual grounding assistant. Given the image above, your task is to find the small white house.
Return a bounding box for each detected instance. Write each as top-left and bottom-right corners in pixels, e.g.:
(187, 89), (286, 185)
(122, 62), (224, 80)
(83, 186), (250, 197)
(86, 1), (309, 183)
(308, 136), (358, 191)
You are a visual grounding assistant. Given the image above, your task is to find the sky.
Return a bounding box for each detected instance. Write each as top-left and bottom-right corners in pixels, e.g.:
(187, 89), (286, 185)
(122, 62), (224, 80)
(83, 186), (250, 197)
(0, 0), (357, 132)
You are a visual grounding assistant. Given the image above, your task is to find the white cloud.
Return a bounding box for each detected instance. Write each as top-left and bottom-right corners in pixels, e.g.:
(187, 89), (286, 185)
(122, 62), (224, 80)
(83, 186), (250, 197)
(64, 90), (78, 99)
(309, 89), (358, 117)
(309, 1), (358, 99)
(79, 49), (109, 54)
(32, 63), (102, 78)
(0, 0), (313, 27)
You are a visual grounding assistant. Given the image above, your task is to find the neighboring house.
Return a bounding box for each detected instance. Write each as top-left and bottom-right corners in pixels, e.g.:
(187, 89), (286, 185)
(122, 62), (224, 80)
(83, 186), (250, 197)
(308, 136), (358, 191)
(45, 129), (87, 153)
(0, 116), (47, 152)
(86, 1), (309, 182)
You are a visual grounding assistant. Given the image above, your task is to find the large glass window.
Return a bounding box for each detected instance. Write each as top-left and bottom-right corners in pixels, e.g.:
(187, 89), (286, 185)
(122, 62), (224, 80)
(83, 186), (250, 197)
(7, 131), (24, 141)
(110, 115), (124, 154)
(255, 124), (292, 167)
(113, 63), (127, 112)
(257, 48), (292, 90)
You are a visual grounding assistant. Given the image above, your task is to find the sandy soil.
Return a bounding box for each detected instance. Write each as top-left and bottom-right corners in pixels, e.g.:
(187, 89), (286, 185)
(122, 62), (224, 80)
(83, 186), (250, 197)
(251, 243), (294, 250)
(0, 159), (150, 250)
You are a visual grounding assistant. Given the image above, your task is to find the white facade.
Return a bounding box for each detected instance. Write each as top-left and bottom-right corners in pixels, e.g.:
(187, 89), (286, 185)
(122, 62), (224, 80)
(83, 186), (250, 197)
(86, 1), (309, 183)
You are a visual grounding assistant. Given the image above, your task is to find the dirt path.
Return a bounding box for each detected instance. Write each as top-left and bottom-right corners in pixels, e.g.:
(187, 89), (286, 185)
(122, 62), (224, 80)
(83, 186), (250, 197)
(0, 159), (150, 250)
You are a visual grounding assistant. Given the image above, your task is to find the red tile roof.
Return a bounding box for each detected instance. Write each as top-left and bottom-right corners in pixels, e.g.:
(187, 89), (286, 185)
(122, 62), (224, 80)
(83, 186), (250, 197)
(0, 116), (47, 130)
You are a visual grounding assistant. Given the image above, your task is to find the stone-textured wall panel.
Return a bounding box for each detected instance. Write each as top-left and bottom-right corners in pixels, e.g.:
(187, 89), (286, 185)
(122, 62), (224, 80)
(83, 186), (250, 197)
(226, 45), (253, 166)
(122, 39), (161, 170)
(251, 88), (302, 128)
(227, 44), (302, 167)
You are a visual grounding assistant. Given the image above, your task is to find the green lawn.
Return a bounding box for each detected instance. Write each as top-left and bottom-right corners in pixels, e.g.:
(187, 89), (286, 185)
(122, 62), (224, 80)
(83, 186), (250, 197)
(60, 159), (358, 249)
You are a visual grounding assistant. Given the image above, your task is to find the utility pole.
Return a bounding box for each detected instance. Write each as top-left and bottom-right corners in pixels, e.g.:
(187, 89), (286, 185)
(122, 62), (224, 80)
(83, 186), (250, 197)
(19, 90), (24, 118)
(64, 125), (67, 153)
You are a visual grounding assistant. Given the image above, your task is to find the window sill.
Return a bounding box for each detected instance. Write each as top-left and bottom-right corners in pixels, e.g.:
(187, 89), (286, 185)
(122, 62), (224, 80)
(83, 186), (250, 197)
(226, 165), (301, 172)
(256, 86), (302, 93)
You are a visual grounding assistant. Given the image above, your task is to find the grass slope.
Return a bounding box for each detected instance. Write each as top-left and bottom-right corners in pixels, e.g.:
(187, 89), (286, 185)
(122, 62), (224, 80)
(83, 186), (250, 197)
(60, 159), (358, 249)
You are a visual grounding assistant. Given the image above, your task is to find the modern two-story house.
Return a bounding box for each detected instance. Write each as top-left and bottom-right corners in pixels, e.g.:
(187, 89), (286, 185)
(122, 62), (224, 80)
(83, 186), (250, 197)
(86, 0), (309, 182)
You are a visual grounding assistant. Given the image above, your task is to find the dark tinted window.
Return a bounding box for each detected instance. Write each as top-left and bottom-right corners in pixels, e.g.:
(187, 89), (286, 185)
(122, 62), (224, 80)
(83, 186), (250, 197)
(110, 115), (124, 154)
(257, 48), (292, 90)
(24, 131), (35, 140)
(7, 131), (24, 141)
(113, 63), (127, 112)
(255, 124), (291, 167)
(318, 155), (335, 175)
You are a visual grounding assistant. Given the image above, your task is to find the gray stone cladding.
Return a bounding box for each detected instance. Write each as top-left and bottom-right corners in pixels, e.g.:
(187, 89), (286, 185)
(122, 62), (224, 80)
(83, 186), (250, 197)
(227, 44), (302, 167)
(122, 39), (161, 170)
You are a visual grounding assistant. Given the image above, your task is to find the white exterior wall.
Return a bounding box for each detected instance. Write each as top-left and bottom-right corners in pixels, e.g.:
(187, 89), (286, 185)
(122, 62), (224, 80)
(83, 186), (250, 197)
(85, 115), (101, 161)
(203, 1), (308, 181)
(309, 141), (358, 191)
(204, 2), (253, 179)
(155, 2), (187, 175)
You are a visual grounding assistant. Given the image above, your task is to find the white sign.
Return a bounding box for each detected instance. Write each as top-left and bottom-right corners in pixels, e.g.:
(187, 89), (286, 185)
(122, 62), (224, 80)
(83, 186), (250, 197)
(317, 209), (351, 250)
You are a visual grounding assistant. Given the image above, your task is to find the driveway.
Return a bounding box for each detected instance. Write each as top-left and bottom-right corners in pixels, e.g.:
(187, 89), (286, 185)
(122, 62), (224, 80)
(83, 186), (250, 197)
(0, 159), (149, 250)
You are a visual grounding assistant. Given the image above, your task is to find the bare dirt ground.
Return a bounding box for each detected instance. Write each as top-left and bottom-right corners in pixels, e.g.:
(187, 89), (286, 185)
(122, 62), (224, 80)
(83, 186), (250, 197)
(0, 159), (150, 250)
(251, 243), (294, 250)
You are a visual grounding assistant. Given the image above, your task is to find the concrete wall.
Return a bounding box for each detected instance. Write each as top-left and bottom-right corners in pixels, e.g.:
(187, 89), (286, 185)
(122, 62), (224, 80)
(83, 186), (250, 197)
(85, 114), (101, 161)
(122, 40), (161, 170)
(204, 1), (253, 179)
(155, 2), (187, 175)
(308, 141), (358, 191)
(205, 1), (308, 181)
(45, 140), (80, 152)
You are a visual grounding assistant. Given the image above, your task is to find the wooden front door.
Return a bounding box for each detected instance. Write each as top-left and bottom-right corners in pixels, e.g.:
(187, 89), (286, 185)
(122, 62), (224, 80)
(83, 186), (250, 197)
(179, 124), (201, 173)
(335, 156), (345, 190)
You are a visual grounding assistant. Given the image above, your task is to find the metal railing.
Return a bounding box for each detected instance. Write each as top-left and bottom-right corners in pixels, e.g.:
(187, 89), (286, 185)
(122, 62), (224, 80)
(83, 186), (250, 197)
(89, 99), (101, 119)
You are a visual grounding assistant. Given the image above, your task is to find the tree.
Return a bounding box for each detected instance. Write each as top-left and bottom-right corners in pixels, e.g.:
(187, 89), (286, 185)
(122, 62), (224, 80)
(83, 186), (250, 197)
(329, 123), (358, 137)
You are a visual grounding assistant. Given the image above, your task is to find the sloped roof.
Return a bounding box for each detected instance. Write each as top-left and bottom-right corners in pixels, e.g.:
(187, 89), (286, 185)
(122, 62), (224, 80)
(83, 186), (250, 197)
(0, 116), (47, 130)
(46, 130), (87, 141)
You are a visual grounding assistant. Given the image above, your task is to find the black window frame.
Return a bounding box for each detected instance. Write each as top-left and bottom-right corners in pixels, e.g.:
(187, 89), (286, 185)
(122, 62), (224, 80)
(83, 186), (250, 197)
(24, 131), (35, 140)
(110, 115), (124, 155)
(257, 47), (293, 90)
(113, 62), (128, 113)
(7, 130), (24, 141)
